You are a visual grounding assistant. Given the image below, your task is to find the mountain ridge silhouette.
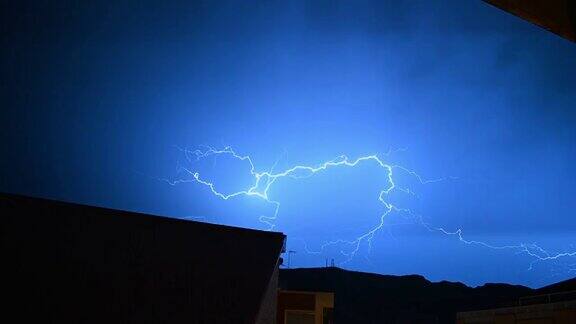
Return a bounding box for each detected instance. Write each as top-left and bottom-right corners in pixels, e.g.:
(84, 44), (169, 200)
(279, 267), (575, 323)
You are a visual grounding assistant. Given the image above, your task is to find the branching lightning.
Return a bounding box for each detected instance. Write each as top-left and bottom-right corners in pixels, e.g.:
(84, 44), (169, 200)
(164, 146), (576, 270)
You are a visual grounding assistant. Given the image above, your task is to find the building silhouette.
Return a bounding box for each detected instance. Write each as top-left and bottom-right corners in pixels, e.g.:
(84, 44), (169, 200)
(484, 0), (576, 42)
(1, 193), (285, 324)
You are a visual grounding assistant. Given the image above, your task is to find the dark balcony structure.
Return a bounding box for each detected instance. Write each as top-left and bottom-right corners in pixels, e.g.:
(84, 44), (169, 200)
(484, 0), (576, 42)
(0, 193), (285, 324)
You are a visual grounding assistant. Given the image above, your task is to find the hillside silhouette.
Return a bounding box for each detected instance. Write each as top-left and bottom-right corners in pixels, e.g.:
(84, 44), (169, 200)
(279, 267), (575, 323)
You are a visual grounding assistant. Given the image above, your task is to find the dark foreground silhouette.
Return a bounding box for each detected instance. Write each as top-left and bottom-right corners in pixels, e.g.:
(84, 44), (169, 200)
(1, 193), (284, 324)
(2, 192), (574, 323)
(279, 267), (575, 323)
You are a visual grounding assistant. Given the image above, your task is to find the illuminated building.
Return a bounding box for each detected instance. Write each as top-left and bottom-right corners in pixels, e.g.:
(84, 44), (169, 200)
(277, 290), (334, 324)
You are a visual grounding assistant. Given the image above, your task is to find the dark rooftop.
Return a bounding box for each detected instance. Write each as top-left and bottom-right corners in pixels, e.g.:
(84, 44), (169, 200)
(1, 192), (285, 324)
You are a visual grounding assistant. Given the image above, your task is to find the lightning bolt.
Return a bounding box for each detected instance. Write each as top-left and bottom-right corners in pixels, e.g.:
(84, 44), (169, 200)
(163, 146), (576, 270)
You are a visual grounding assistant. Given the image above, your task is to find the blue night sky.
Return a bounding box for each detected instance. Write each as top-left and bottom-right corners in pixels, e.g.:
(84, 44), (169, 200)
(2, 1), (576, 288)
